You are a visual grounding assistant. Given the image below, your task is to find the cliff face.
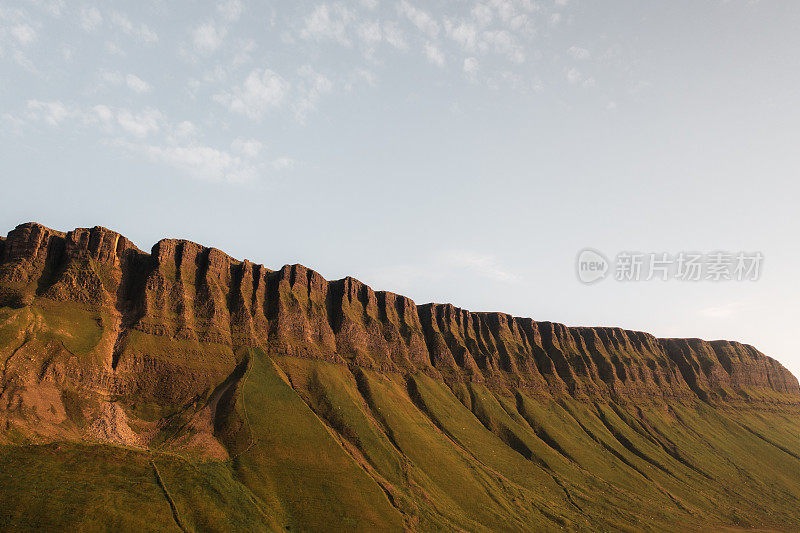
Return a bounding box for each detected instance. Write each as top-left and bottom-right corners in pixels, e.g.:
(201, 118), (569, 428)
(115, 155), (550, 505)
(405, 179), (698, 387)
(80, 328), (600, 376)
(0, 222), (796, 417)
(3, 223), (800, 532)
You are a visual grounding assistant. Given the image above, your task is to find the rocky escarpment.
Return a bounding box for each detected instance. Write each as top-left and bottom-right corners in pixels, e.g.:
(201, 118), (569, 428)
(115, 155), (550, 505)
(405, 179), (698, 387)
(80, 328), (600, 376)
(3, 222), (800, 531)
(0, 222), (796, 415)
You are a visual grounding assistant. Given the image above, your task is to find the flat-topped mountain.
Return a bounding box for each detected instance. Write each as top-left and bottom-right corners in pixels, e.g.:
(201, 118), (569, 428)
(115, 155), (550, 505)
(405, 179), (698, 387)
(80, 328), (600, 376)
(1, 222), (799, 531)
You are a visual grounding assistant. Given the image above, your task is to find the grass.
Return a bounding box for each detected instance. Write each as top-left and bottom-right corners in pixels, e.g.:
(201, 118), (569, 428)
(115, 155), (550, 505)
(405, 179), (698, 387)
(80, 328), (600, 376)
(2, 348), (800, 531)
(0, 443), (181, 532)
(227, 349), (405, 532)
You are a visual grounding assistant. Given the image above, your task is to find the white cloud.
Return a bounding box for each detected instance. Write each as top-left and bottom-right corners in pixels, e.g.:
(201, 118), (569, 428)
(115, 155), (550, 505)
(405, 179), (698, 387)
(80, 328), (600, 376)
(21, 101), (167, 138)
(11, 24), (36, 45)
(201, 65), (229, 84)
(493, 0), (517, 22)
(126, 74), (151, 94)
(565, 67), (595, 87)
(700, 302), (743, 319)
(95, 71), (151, 94)
(271, 157), (296, 170)
(482, 30), (525, 63)
(1, 113), (26, 137)
(171, 120), (196, 140)
(351, 67), (377, 88)
(214, 68), (290, 120)
(566, 67), (581, 83)
(26, 100), (73, 126)
(470, 4), (493, 27)
(110, 12), (158, 43)
(61, 45), (73, 61)
(11, 100), (275, 184)
(549, 13), (562, 26)
(294, 66), (333, 122)
(104, 41), (124, 55)
(463, 56), (479, 76)
(27, 0), (65, 17)
(445, 21), (477, 51)
(99, 70), (124, 85)
(193, 22), (225, 53)
(217, 0), (243, 22)
(232, 38), (256, 67)
(424, 42), (445, 66)
(80, 7), (102, 32)
(398, 1), (440, 37)
(300, 3), (354, 46)
(232, 138), (263, 157)
(12, 50), (38, 73)
(129, 142), (257, 182)
(441, 250), (519, 282)
(116, 108), (163, 137)
(382, 22), (407, 49)
(92, 104), (114, 124)
(357, 21), (382, 47)
(568, 46), (590, 60)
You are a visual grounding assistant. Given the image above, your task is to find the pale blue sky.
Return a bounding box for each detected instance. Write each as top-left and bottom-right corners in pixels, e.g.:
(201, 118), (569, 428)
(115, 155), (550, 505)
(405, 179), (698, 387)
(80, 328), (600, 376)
(2, 1), (799, 376)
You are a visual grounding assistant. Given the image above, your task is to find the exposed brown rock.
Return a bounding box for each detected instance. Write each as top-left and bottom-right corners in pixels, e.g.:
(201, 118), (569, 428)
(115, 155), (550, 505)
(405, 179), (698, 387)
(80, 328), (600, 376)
(0, 221), (797, 446)
(661, 337), (800, 402)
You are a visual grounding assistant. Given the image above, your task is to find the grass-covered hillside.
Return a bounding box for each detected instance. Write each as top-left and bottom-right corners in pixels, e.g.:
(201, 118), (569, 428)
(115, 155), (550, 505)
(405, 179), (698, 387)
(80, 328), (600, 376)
(1, 223), (799, 531)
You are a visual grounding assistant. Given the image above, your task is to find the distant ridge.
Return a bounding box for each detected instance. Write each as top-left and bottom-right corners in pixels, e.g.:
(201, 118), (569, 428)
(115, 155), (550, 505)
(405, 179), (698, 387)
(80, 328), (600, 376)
(1, 221), (795, 406)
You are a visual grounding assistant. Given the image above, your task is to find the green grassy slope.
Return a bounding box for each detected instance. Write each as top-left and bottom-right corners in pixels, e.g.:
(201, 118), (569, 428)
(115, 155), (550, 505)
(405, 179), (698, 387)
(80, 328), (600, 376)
(225, 349), (405, 532)
(2, 351), (800, 532)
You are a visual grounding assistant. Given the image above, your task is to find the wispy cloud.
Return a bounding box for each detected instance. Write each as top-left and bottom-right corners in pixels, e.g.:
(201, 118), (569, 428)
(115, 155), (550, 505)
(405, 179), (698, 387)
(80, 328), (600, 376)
(270, 157), (296, 170)
(213, 68), (290, 120)
(445, 20), (477, 52)
(565, 67), (595, 87)
(118, 141), (258, 183)
(364, 249), (521, 298)
(9, 100), (292, 183)
(481, 30), (525, 63)
(568, 46), (590, 60)
(440, 250), (520, 282)
(1, 0), (619, 186)
(217, 0), (243, 23)
(463, 56), (479, 76)
(109, 11), (158, 43)
(424, 42), (445, 66)
(700, 302), (744, 319)
(93, 71), (152, 94)
(125, 74), (151, 94)
(231, 138), (263, 158)
(11, 24), (36, 45)
(301, 3), (354, 46)
(193, 21), (225, 53)
(79, 6), (102, 32)
(398, 1), (440, 38)
(293, 66), (333, 122)
(116, 108), (162, 137)
(26, 99), (74, 126)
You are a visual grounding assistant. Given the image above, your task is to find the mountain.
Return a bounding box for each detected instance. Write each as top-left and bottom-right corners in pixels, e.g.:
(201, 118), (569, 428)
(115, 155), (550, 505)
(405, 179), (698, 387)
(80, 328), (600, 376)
(1, 222), (798, 532)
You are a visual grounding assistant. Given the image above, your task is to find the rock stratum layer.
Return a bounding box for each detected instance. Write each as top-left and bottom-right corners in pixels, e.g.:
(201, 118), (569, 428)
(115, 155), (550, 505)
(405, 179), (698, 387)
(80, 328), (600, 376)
(1, 222), (799, 532)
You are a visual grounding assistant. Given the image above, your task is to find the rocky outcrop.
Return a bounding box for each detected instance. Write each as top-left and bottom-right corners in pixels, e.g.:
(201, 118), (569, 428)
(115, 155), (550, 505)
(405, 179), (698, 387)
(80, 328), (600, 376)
(661, 338), (799, 402)
(0, 222), (797, 419)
